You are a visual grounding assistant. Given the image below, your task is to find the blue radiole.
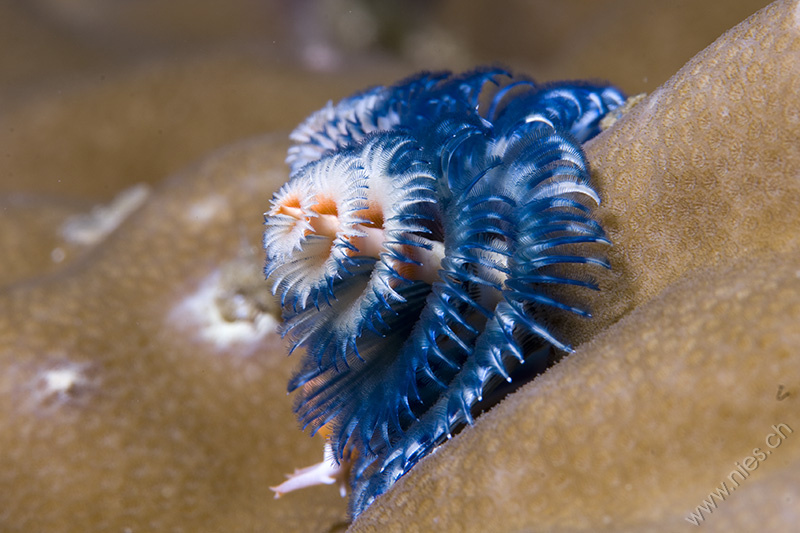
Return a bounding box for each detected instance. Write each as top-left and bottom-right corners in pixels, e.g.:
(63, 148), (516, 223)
(263, 68), (625, 517)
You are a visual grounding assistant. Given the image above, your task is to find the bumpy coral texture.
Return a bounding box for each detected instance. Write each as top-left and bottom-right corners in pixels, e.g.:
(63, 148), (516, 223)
(0, 137), (359, 532)
(0, 0), (793, 531)
(263, 69), (625, 515)
(350, 1), (800, 531)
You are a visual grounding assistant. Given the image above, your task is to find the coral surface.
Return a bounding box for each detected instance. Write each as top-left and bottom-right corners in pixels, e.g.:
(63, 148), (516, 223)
(350, 1), (800, 530)
(0, 136), (358, 532)
(0, 0), (794, 531)
(351, 248), (800, 532)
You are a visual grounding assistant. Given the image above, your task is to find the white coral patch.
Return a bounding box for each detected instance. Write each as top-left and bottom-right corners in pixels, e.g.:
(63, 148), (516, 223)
(186, 195), (229, 226)
(170, 271), (278, 355)
(29, 361), (95, 411)
(61, 183), (150, 246)
(50, 247), (66, 263)
(795, 1), (800, 29)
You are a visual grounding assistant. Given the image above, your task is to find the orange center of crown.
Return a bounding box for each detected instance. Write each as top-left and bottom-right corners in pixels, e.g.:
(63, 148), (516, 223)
(275, 194), (444, 284)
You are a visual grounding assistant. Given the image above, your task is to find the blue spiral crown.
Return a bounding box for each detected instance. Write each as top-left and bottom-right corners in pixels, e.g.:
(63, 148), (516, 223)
(264, 67), (624, 517)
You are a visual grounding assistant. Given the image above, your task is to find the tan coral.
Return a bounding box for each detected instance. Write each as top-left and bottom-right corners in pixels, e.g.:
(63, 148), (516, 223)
(559, 0), (800, 344)
(0, 136), (351, 532)
(0, 51), (403, 203)
(438, 0), (772, 93)
(350, 0), (800, 530)
(349, 248), (800, 533)
(2, 0), (799, 531)
(0, 185), (154, 289)
(0, 195), (86, 288)
(0, 47), (404, 291)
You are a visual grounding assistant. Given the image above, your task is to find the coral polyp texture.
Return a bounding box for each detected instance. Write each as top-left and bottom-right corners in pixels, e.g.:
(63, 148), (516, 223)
(263, 68), (625, 515)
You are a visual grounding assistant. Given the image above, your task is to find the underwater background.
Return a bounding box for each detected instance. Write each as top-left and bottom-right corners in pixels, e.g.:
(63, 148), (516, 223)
(3, 1), (798, 532)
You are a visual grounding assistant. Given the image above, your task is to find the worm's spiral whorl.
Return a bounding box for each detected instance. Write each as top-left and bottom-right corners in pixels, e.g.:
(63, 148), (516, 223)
(263, 68), (625, 517)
